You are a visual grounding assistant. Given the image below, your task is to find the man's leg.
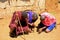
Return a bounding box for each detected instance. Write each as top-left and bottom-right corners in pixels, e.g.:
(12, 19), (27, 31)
(30, 26), (35, 32)
(9, 24), (16, 33)
(9, 24), (17, 37)
(23, 26), (32, 33)
(45, 22), (56, 33)
(38, 27), (46, 33)
(37, 22), (45, 33)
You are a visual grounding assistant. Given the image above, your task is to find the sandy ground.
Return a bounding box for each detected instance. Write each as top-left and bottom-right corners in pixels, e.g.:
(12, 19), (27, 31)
(0, 7), (60, 40)
(0, 0), (60, 40)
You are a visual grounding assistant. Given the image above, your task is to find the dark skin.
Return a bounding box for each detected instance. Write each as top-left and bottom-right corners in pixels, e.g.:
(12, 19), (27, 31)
(27, 17), (36, 32)
(27, 17), (36, 26)
(14, 11), (37, 33)
(38, 15), (46, 33)
(38, 26), (46, 33)
(25, 18), (32, 33)
(15, 13), (32, 33)
(22, 10), (35, 26)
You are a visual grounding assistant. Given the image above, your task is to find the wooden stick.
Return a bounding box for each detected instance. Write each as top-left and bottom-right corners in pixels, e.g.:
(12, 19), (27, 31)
(16, 13), (26, 40)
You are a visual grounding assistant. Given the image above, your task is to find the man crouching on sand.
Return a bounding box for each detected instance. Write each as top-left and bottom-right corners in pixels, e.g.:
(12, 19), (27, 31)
(23, 10), (38, 32)
(37, 10), (56, 33)
(9, 11), (32, 37)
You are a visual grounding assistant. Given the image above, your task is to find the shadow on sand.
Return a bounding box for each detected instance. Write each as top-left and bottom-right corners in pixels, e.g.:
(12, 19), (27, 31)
(0, 0), (7, 3)
(9, 29), (29, 38)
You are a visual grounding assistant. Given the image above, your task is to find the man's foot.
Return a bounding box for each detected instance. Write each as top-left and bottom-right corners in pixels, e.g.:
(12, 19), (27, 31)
(9, 32), (17, 38)
(38, 28), (43, 34)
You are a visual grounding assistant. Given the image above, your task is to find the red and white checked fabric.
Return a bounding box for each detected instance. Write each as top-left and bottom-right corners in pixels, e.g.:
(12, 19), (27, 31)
(41, 12), (56, 26)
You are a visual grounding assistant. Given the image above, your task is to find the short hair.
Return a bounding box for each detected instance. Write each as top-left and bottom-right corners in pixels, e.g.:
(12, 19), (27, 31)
(32, 12), (38, 20)
(22, 11), (28, 18)
(23, 10), (38, 20)
(40, 15), (45, 20)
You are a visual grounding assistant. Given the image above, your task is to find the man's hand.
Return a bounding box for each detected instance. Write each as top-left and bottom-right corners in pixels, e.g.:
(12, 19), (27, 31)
(42, 26), (46, 29)
(38, 26), (46, 33)
(15, 13), (19, 24)
(15, 20), (18, 24)
(28, 23), (35, 26)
